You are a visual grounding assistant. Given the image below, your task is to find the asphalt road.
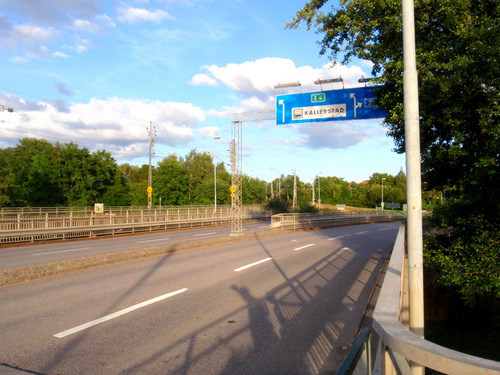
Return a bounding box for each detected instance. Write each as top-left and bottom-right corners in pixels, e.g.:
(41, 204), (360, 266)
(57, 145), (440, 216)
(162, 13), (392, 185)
(0, 221), (271, 270)
(0, 222), (400, 375)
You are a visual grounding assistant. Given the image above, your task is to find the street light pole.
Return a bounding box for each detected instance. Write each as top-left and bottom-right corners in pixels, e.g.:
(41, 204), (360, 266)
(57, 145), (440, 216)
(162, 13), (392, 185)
(292, 168), (297, 209)
(381, 177), (386, 211)
(213, 136), (220, 213)
(147, 122), (156, 210)
(402, 0), (425, 373)
(318, 172), (323, 209)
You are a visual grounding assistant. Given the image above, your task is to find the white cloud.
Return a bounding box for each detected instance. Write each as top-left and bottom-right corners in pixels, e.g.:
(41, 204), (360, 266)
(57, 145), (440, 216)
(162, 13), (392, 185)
(53, 51), (70, 58)
(14, 24), (57, 41)
(117, 7), (173, 23)
(197, 126), (220, 138)
(190, 74), (218, 86)
(192, 58), (367, 106)
(73, 44), (89, 53)
(73, 19), (102, 33)
(0, 95), (206, 160)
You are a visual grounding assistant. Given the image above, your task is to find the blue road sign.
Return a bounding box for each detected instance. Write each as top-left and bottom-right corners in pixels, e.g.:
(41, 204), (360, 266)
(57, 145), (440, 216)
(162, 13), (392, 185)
(276, 86), (387, 125)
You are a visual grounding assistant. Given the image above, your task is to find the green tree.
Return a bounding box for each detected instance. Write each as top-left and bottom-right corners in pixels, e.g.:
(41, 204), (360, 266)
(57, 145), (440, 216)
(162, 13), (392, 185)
(25, 144), (62, 206)
(288, 0), (499, 303)
(89, 151), (129, 206)
(154, 155), (188, 205)
(183, 150), (214, 204)
(121, 164), (149, 206)
(99, 168), (131, 206)
(10, 138), (55, 206)
(215, 162), (231, 205)
(0, 147), (16, 206)
(242, 175), (267, 204)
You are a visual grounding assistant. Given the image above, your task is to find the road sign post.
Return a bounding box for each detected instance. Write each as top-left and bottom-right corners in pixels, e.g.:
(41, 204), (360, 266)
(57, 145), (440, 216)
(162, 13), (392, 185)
(276, 86), (387, 125)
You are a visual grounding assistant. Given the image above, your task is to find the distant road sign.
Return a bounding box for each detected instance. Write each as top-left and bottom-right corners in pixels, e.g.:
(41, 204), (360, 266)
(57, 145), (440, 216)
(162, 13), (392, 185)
(276, 86), (387, 125)
(386, 202), (401, 209)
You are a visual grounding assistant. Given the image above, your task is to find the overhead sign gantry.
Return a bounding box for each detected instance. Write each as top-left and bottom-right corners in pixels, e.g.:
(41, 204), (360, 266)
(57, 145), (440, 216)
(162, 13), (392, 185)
(275, 86), (387, 125)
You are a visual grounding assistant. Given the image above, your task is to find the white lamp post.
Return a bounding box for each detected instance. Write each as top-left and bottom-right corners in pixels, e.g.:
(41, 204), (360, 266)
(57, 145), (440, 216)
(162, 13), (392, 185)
(213, 136), (220, 213)
(381, 177), (386, 210)
(318, 172), (323, 208)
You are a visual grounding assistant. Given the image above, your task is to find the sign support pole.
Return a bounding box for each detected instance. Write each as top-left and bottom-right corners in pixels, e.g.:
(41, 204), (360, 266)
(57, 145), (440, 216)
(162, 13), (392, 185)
(402, 0), (425, 374)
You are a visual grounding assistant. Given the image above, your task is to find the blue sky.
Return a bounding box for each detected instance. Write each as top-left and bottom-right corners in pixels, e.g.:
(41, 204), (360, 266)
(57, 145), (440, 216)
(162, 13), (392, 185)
(0, 0), (406, 184)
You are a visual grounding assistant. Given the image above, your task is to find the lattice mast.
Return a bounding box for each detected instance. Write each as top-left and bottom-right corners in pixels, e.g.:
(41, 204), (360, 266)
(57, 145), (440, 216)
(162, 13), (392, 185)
(230, 120), (243, 235)
(229, 110), (275, 236)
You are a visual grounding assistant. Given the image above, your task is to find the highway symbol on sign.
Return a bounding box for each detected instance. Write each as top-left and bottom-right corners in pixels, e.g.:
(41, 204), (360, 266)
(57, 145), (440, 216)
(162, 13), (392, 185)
(276, 86), (387, 125)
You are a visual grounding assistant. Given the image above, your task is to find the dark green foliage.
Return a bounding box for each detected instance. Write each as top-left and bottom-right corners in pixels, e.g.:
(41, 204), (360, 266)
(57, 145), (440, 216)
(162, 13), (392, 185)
(266, 198), (290, 214)
(0, 138), (128, 207)
(297, 200), (319, 213)
(0, 139), (411, 209)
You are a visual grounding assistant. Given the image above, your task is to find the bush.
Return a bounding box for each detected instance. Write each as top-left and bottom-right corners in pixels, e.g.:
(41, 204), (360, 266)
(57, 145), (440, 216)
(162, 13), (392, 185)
(266, 198), (290, 214)
(296, 200), (319, 213)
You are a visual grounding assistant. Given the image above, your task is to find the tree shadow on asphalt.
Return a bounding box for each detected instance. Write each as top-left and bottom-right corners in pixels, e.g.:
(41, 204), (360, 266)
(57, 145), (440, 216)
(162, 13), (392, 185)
(38, 246), (179, 374)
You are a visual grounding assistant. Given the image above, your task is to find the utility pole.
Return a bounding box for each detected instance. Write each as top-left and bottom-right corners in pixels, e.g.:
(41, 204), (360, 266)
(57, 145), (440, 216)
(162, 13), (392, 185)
(147, 122), (156, 209)
(293, 168), (297, 209)
(270, 168), (274, 198)
(213, 136), (220, 213)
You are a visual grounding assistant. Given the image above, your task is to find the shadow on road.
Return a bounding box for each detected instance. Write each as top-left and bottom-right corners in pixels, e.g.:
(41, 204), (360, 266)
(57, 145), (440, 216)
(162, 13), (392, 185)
(38, 246), (179, 374)
(20, 225), (396, 375)
(121, 229), (392, 375)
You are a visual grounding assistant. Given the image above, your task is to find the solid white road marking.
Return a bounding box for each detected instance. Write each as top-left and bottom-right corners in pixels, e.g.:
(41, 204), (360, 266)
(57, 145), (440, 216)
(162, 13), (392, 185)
(328, 236), (344, 240)
(294, 244), (315, 251)
(234, 257), (272, 272)
(54, 288), (188, 339)
(136, 238), (170, 243)
(32, 247), (91, 256)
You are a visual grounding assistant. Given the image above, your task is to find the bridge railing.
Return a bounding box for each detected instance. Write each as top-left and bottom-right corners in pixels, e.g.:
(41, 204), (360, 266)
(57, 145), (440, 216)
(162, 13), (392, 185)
(0, 205), (269, 244)
(339, 224), (500, 375)
(270, 212), (404, 230)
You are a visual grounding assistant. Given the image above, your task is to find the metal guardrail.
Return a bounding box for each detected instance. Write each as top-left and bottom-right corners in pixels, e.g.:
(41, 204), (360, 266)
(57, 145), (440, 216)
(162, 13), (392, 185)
(0, 205), (269, 244)
(270, 212), (404, 230)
